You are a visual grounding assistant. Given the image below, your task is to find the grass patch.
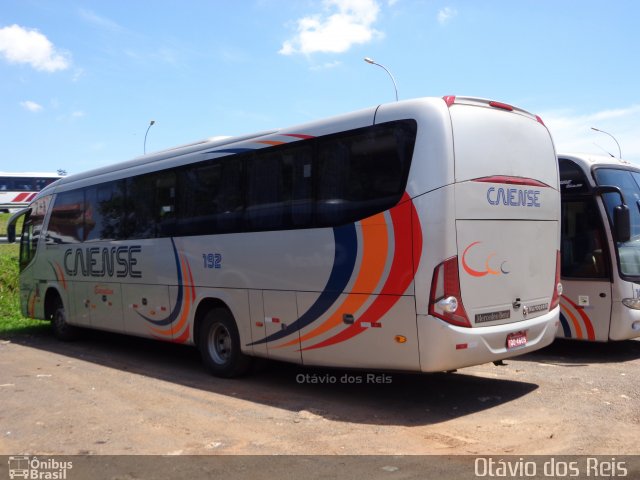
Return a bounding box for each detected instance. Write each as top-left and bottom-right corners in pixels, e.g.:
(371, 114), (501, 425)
(0, 243), (49, 337)
(0, 212), (24, 238)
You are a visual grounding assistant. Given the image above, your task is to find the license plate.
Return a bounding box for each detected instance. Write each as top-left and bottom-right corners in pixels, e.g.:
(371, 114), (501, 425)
(506, 331), (527, 349)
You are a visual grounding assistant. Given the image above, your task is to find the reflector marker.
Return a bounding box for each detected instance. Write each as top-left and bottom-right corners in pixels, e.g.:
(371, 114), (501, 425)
(361, 322), (382, 328)
(265, 317), (281, 324)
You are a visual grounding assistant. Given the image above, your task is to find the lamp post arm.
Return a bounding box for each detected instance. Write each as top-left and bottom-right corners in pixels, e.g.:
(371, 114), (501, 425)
(364, 57), (398, 102)
(591, 127), (622, 159)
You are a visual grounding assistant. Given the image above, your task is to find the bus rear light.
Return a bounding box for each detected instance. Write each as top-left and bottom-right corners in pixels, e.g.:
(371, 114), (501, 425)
(549, 251), (562, 310)
(429, 256), (471, 328)
(489, 101), (514, 111)
(535, 115), (546, 126)
(472, 176), (550, 188)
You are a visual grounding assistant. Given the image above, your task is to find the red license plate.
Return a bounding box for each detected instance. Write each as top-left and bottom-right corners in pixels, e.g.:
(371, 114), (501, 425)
(506, 331), (527, 349)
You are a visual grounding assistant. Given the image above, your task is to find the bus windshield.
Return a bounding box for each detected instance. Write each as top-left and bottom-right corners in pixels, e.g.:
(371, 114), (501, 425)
(594, 167), (640, 277)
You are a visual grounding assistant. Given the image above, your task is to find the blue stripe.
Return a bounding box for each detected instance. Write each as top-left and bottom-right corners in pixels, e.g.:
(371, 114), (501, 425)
(202, 148), (253, 155)
(559, 312), (572, 338)
(136, 238), (183, 326)
(248, 224), (358, 346)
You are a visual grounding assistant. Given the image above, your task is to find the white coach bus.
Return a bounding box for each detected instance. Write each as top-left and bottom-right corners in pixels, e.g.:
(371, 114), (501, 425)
(0, 172), (62, 212)
(9, 96), (561, 377)
(559, 153), (640, 341)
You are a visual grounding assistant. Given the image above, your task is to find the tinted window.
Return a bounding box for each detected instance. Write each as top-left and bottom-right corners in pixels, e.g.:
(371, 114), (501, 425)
(594, 168), (640, 277)
(38, 120), (416, 240)
(19, 196), (51, 270)
(561, 198), (609, 278)
(85, 180), (127, 241)
(316, 120), (415, 226)
(127, 175), (158, 239)
(559, 158), (591, 195)
(245, 144), (314, 230)
(47, 190), (85, 243)
(177, 158), (243, 235)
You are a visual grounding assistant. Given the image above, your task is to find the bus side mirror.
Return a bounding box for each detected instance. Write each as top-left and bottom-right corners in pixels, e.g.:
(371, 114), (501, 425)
(593, 185), (631, 243)
(7, 223), (15, 243)
(614, 204), (631, 243)
(6, 208), (29, 244)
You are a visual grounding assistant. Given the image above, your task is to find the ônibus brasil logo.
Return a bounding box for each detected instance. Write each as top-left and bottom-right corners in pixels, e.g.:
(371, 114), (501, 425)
(7, 456), (72, 479)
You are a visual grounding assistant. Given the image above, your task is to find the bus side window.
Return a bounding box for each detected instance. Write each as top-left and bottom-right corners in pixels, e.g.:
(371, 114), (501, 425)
(156, 171), (176, 237)
(84, 181), (127, 241)
(561, 198), (609, 278)
(47, 190), (85, 244)
(245, 151), (284, 230)
(127, 175), (158, 239)
(177, 157), (243, 236)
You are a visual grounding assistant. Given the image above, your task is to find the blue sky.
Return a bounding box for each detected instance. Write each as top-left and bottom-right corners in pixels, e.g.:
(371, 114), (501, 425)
(1, 0), (639, 174)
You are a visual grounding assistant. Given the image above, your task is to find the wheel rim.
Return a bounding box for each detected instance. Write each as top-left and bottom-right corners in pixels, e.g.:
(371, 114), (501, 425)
(207, 323), (232, 365)
(54, 308), (66, 329)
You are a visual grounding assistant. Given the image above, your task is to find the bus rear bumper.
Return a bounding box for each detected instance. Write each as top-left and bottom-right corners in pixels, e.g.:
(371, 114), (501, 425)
(416, 309), (560, 372)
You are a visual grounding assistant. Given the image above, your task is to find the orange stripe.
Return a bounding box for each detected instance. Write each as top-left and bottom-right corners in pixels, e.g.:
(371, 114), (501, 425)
(275, 213), (389, 348)
(560, 298), (583, 339)
(28, 291), (37, 317)
(173, 324), (190, 343)
(257, 140), (285, 146)
(149, 256), (194, 337)
(54, 263), (67, 290)
(561, 296), (596, 340)
(170, 258), (193, 334)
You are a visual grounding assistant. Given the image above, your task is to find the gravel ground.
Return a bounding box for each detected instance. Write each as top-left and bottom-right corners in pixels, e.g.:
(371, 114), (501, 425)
(0, 329), (638, 456)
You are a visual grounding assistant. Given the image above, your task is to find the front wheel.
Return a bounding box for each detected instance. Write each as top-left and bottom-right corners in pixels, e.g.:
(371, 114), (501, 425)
(198, 308), (251, 378)
(51, 299), (79, 341)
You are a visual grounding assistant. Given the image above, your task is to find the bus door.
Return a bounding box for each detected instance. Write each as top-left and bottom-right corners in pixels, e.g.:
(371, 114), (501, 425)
(559, 195), (612, 341)
(558, 158), (613, 341)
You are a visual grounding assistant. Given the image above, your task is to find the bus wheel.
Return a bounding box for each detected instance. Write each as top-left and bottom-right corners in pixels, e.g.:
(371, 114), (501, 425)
(199, 308), (251, 378)
(51, 299), (78, 341)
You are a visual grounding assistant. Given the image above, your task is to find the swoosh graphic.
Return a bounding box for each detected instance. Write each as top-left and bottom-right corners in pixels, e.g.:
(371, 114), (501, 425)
(247, 223), (358, 346)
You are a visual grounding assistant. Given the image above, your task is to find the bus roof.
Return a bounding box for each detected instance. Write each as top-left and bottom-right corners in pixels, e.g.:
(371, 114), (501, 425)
(36, 96), (546, 198)
(558, 152), (639, 170)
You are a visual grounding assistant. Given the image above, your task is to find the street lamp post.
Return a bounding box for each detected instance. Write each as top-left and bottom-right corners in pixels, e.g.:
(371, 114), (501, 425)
(364, 57), (398, 102)
(591, 127), (622, 159)
(144, 120), (156, 154)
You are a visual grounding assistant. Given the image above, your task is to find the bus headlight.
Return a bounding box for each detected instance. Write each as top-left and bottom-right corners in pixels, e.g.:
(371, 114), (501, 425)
(622, 298), (640, 310)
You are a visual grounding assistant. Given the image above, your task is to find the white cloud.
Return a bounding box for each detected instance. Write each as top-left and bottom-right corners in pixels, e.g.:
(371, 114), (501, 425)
(280, 0), (383, 55)
(20, 100), (43, 112)
(437, 7), (458, 25)
(78, 9), (123, 32)
(310, 60), (343, 70)
(541, 105), (640, 164)
(0, 24), (70, 72)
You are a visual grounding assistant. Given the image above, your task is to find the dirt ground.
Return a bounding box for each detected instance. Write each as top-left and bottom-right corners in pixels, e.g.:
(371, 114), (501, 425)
(0, 328), (639, 456)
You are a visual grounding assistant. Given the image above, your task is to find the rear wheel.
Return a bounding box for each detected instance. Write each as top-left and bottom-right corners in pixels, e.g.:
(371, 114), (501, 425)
(51, 298), (79, 341)
(198, 308), (251, 378)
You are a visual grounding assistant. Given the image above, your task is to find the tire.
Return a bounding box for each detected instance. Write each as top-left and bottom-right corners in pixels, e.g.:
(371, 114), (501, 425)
(51, 299), (79, 341)
(198, 308), (252, 378)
